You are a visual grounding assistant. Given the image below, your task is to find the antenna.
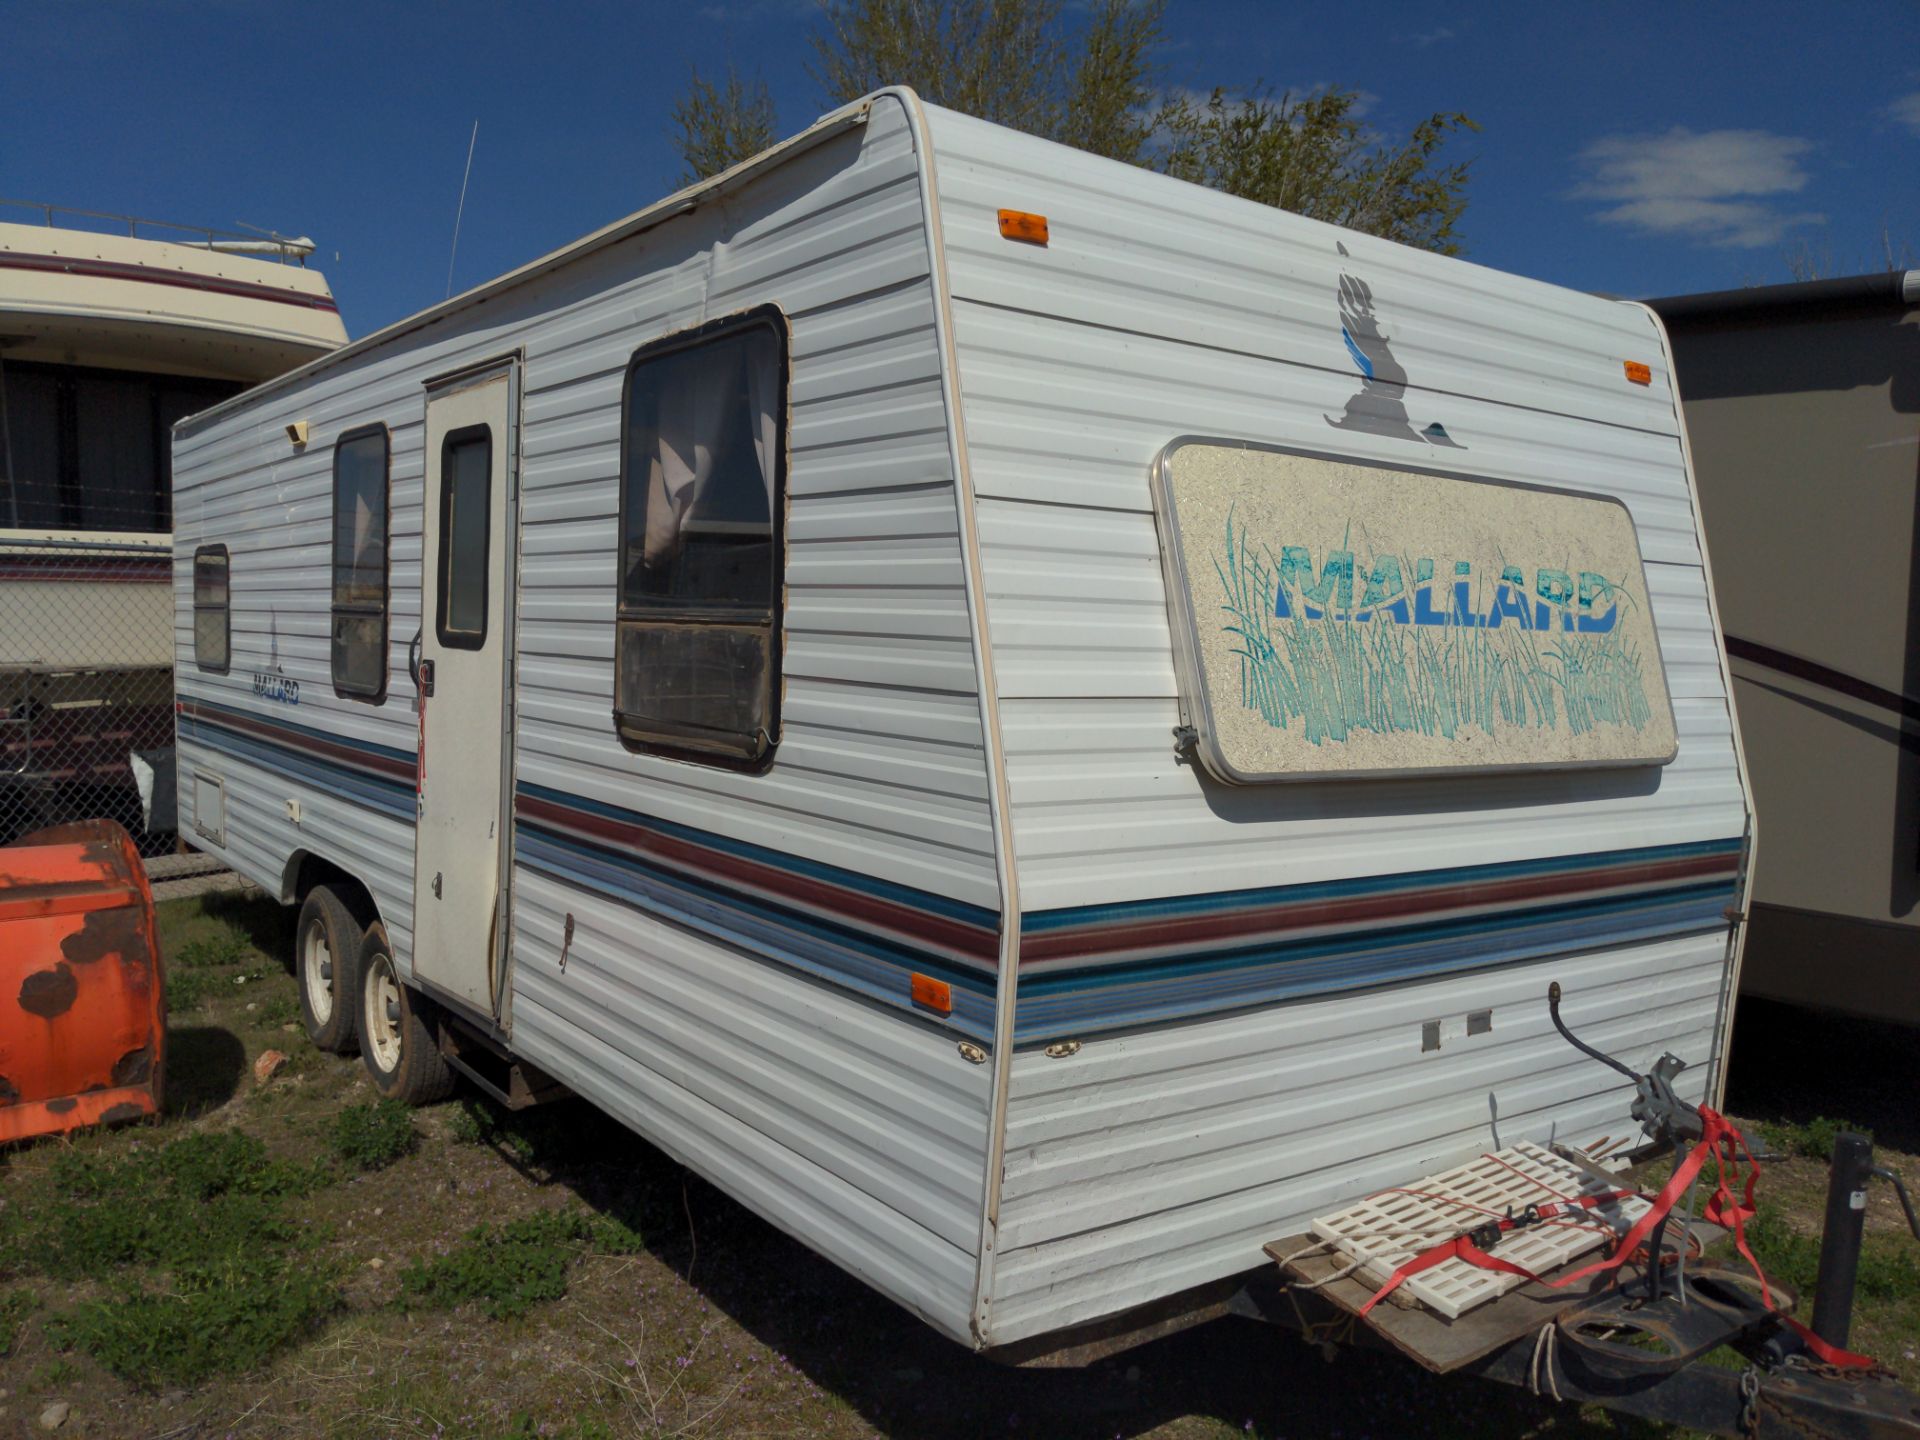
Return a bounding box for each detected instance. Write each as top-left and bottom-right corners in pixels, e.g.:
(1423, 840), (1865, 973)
(446, 120), (480, 300)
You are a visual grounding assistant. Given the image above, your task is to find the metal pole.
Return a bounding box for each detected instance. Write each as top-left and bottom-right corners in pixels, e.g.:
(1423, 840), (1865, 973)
(1810, 1130), (1874, 1348)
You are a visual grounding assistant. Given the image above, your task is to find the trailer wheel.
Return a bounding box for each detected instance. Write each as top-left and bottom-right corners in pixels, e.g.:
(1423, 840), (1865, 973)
(355, 923), (454, 1105)
(295, 884), (364, 1054)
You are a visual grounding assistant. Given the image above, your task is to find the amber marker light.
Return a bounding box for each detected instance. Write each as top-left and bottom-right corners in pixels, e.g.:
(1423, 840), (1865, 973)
(997, 209), (1050, 245)
(1623, 361), (1652, 386)
(910, 973), (954, 1014)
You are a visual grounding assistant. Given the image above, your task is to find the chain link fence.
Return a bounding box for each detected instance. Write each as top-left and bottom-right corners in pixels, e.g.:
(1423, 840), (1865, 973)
(1, 534), (176, 852)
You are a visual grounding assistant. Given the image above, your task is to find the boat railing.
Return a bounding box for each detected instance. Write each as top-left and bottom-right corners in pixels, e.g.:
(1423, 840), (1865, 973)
(0, 199), (312, 264)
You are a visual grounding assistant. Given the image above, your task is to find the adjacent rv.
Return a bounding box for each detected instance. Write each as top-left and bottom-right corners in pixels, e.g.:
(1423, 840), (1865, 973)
(1651, 272), (1918, 1028)
(171, 90), (1753, 1353)
(1, 203), (345, 844)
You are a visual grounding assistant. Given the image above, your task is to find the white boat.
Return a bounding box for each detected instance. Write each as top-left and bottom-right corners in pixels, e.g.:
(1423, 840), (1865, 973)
(0, 202), (346, 842)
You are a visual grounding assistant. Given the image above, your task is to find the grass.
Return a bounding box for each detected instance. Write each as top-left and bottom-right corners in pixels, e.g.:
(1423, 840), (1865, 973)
(398, 1207), (644, 1320)
(331, 1098), (418, 1171)
(1755, 1115), (1873, 1161)
(4, 888), (1913, 1437)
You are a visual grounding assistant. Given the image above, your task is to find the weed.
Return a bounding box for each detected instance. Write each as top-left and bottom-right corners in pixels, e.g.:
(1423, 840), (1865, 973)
(25, 1130), (336, 1388)
(1756, 1115), (1872, 1161)
(49, 1254), (337, 1390)
(496, 1414), (617, 1440)
(30, 1356), (80, 1390)
(1745, 1207), (1920, 1304)
(0, 1288), (38, 1357)
(253, 992), (300, 1028)
(398, 1208), (643, 1319)
(172, 928), (252, 968)
(331, 1100), (418, 1171)
(447, 1095), (500, 1146)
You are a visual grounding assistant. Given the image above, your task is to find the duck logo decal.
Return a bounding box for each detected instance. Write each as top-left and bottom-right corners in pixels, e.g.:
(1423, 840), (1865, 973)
(1324, 241), (1464, 449)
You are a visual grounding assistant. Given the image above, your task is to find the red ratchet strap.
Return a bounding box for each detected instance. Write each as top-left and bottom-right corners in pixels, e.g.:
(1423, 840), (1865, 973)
(1783, 1317), (1880, 1371)
(1358, 1106), (1778, 1322)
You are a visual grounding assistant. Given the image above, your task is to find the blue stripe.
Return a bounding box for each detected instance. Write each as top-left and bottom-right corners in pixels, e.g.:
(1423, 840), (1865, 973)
(516, 780), (998, 931)
(517, 822), (998, 1040)
(186, 696), (415, 768)
(179, 715), (415, 821)
(1023, 837), (1741, 934)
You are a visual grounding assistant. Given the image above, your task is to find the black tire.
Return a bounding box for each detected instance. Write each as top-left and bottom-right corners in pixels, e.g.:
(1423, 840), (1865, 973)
(296, 884), (365, 1054)
(356, 923), (455, 1104)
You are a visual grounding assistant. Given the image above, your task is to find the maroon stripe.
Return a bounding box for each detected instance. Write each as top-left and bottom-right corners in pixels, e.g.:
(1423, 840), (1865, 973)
(516, 793), (1001, 966)
(1019, 852), (1740, 965)
(0, 559), (170, 583)
(0, 251), (340, 315)
(181, 701), (415, 783)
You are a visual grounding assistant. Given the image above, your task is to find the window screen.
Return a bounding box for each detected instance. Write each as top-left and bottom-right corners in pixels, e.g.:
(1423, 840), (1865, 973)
(436, 427), (492, 650)
(193, 545), (230, 673)
(331, 426), (390, 700)
(615, 308), (786, 765)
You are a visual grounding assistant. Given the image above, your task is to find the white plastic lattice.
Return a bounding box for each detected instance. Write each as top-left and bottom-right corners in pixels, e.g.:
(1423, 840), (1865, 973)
(1310, 1141), (1650, 1320)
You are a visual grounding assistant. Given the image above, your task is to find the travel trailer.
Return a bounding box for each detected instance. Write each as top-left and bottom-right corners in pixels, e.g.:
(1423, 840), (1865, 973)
(1651, 272), (1919, 1028)
(0, 203), (345, 844)
(172, 90), (1755, 1360)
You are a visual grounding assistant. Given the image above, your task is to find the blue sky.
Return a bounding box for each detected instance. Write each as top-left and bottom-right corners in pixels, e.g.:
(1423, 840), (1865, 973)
(5, 1), (1917, 339)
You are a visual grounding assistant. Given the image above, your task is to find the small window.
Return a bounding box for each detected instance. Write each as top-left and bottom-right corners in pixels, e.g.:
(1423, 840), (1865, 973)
(436, 425), (492, 650)
(331, 425), (391, 700)
(192, 544), (230, 673)
(615, 308), (786, 766)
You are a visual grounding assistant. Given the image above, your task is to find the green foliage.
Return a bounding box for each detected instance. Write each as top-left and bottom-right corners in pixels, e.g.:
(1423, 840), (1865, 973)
(1745, 1207), (1920, 1304)
(0, 1288), (38, 1358)
(48, 1254), (337, 1390)
(1057, 0), (1165, 162)
(252, 992), (300, 1029)
(796, 0), (1474, 251)
(398, 1208), (643, 1320)
(171, 927), (252, 968)
(26, 1130), (336, 1388)
(1756, 1115), (1871, 1161)
(811, 0), (1070, 137)
(495, 1415), (617, 1440)
(330, 1099), (418, 1171)
(447, 1095), (498, 1146)
(670, 64), (778, 184)
(1155, 87), (1478, 254)
(39, 1132), (323, 1280)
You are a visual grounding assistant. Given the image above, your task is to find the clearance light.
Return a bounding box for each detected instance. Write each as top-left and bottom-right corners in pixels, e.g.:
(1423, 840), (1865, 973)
(910, 973), (953, 1014)
(1623, 361), (1652, 386)
(997, 209), (1050, 246)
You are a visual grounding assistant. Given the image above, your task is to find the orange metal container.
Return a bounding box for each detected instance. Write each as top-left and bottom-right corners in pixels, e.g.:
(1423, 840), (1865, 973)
(0, 819), (164, 1142)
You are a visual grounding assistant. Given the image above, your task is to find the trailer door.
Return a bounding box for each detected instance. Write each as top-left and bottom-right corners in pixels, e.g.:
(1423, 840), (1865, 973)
(412, 358), (518, 1021)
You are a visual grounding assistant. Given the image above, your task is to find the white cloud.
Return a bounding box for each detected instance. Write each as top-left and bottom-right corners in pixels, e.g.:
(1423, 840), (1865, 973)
(1887, 92), (1920, 136)
(1573, 127), (1825, 248)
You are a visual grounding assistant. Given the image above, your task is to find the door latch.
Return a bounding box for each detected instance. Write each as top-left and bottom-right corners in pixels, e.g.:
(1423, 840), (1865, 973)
(418, 658), (436, 697)
(432, 871), (443, 899)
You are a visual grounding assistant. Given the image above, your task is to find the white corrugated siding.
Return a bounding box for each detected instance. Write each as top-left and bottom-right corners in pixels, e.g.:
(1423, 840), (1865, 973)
(175, 97), (999, 1345)
(918, 105), (1746, 1342)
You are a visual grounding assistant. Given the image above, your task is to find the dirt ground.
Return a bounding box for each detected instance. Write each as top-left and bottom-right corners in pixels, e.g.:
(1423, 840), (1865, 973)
(0, 888), (1913, 1439)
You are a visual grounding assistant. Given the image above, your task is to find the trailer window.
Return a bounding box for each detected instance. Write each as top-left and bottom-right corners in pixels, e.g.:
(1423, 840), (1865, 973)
(193, 544), (230, 673)
(331, 425), (391, 700)
(436, 426), (492, 650)
(615, 308), (786, 767)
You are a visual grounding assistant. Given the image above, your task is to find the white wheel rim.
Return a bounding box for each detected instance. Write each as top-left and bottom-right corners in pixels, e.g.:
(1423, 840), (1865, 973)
(364, 952), (403, 1073)
(302, 919), (334, 1025)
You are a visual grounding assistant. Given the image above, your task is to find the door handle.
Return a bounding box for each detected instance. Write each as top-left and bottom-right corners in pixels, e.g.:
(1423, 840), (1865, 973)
(432, 871), (442, 899)
(418, 659), (435, 698)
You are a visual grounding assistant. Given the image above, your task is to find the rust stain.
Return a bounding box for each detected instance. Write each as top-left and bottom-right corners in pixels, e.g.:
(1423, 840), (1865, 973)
(18, 963), (78, 1018)
(0, 1074), (16, 1105)
(44, 1096), (76, 1114)
(99, 1101), (147, 1126)
(61, 906), (142, 966)
(111, 1044), (153, 1088)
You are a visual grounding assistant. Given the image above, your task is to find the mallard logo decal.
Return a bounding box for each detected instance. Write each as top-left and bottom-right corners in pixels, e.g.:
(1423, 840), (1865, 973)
(1325, 242), (1464, 449)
